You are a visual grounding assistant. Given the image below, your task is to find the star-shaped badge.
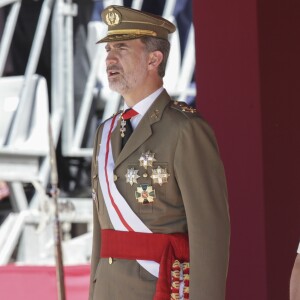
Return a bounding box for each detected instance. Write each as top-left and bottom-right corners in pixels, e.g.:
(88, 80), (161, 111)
(135, 184), (156, 204)
(150, 166), (170, 186)
(139, 151), (156, 169)
(125, 168), (140, 186)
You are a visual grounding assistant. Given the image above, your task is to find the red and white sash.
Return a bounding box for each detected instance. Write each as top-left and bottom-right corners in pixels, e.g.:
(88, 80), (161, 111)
(98, 114), (159, 277)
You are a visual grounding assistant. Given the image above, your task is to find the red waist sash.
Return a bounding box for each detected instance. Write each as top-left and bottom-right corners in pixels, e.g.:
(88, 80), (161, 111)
(100, 229), (190, 300)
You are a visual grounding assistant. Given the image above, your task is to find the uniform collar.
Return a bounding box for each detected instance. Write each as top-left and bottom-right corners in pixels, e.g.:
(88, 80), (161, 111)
(123, 86), (164, 117)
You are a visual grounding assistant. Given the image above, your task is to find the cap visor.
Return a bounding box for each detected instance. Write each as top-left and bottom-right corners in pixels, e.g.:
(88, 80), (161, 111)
(96, 34), (149, 44)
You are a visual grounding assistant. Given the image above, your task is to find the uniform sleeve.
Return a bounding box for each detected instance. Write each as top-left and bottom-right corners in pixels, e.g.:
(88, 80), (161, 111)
(174, 117), (230, 300)
(89, 126), (102, 300)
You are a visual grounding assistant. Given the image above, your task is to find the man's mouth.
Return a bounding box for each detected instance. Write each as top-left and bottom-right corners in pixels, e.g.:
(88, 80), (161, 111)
(108, 71), (120, 77)
(107, 67), (122, 78)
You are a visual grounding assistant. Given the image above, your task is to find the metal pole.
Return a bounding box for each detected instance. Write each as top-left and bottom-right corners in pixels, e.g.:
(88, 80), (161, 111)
(49, 120), (66, 300)
(73, 44), (103, 149)
(0, 0), (21, 76)
(7, 0), (54, 145)
(51, 0), (65, 114)
(62, 0), (76, 155)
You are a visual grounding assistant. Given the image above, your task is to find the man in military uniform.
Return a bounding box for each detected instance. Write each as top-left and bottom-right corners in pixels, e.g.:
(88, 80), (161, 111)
(89, 5), (230, 300)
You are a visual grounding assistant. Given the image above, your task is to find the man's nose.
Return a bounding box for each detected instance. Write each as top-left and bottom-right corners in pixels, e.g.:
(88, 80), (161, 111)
(106, 52), (118, 65)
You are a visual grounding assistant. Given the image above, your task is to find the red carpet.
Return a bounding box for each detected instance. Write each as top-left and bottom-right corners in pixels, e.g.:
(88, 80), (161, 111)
(0, 264), (90, 300)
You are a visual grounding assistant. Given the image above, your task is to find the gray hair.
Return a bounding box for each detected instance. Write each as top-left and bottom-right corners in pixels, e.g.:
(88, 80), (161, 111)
(140, 36), (170, 78)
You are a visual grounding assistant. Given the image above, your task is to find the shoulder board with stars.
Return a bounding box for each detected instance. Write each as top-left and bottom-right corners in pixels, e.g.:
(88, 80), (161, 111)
(170, 101), (197, 114)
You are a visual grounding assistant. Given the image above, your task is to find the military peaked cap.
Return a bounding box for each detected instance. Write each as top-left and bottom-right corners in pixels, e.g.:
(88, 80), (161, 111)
(96, 5), (176, 43)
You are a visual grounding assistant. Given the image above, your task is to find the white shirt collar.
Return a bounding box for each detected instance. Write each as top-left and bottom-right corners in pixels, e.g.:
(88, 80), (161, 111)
(123, 86), (164, 117)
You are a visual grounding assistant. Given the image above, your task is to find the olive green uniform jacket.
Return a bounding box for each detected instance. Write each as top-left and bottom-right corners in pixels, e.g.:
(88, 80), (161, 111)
(89, 90), (230, 300)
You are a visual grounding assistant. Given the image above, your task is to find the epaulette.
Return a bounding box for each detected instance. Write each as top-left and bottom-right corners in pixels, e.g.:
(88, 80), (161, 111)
(170, 101), (197, 114)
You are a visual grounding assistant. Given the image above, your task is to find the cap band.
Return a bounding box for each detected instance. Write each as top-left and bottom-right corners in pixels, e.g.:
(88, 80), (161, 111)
(108, 29), (157, 37)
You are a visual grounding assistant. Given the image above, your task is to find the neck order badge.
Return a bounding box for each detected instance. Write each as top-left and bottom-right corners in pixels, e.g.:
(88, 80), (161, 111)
(120, 108), (138, 148)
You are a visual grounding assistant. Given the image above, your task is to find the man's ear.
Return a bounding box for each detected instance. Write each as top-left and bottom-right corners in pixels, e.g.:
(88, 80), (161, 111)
(148, 51), (163, 69)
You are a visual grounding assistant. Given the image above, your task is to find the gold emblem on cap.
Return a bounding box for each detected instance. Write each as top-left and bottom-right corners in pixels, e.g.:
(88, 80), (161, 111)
(105, 8), (121, 26)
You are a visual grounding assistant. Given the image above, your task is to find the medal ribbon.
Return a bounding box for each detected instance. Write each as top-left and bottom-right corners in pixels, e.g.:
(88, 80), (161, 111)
(98, 115), (159, 277)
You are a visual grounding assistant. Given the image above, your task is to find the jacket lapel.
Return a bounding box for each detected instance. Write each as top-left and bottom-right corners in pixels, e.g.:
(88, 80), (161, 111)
(110, 115), (122, 163)
(114, 90), (171, 169)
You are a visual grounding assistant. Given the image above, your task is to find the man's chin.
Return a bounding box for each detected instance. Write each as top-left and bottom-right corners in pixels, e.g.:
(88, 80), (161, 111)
(108, 82), (126, 95)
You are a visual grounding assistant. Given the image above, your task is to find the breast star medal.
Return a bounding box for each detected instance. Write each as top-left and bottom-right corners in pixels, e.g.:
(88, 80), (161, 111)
(139, 151), (156, 169)
(150, 166), (170, 186)
(135, 184), (156, 204)
(125, 168), (140, 186)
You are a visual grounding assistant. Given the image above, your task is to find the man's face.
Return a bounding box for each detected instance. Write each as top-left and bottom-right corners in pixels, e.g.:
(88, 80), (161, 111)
(105, 39), (150, 96)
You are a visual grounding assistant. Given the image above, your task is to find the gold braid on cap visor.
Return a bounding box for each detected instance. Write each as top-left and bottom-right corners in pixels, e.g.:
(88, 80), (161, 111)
(107, 29), (157, 37)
